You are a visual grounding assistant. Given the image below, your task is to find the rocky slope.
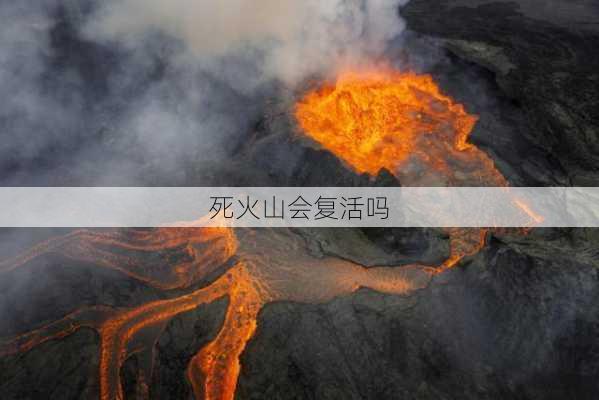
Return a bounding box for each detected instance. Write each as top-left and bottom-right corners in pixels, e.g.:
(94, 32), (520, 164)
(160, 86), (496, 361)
(401, 0), (599, 185)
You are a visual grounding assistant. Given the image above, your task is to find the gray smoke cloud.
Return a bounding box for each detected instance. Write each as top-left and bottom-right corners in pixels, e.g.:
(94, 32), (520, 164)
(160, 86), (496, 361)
(0, 2), (82, 181)
(86, 0), (409, 85)
(0, 0), (411, 187)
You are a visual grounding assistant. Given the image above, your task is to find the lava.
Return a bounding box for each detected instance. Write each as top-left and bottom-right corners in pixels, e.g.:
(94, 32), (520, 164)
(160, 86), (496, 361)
(0, 228), (432, 400)
(1, 69), (532, 400)
(295, 67), (512, 267)
(295, 68), (507, 187)
(0, 227), (236, 290)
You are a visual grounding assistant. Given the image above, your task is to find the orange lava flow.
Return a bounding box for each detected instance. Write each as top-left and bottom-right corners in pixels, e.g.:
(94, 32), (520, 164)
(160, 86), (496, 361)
(187, 263), (262, 400)
(96, 271), (232, 400)
(295, 68), (507, 187)
(0, 69), (538, 400)
(0, 227), (432, 400)
(0, 227), (236, 290)
(295, 67), (513, 267)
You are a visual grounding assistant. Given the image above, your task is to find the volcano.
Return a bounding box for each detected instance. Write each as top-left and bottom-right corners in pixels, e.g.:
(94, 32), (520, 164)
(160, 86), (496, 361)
(1, 1), (599, 400)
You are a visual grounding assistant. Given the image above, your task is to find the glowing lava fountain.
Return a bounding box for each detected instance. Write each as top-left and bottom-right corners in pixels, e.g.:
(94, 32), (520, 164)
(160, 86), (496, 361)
(295, 68), (510, 268)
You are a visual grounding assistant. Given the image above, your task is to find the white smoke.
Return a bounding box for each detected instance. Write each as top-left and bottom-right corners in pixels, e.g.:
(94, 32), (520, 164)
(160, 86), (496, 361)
(86, 0), (409, 85)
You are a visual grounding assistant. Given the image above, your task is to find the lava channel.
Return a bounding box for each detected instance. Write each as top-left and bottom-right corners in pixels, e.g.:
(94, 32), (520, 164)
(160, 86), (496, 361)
(0, 228), (432, 400)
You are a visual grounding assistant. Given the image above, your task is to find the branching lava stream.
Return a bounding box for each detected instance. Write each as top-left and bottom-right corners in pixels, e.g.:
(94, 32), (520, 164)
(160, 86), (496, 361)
(0, 227), (432, 400)
(1, 68), (527, 400)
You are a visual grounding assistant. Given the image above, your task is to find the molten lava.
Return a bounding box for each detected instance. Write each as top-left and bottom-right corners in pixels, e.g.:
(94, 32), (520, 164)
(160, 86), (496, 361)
(0, 227), (236, 290)
(0, 227), (432, 400)
(295, 67), (514, 267)
(0, 69), (535, 400)
(295, 68), (507, 187)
